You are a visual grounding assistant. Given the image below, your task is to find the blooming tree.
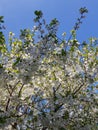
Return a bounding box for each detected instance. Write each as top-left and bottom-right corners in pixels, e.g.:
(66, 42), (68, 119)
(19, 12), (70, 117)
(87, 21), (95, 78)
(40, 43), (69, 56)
(0, 8), (98, 130)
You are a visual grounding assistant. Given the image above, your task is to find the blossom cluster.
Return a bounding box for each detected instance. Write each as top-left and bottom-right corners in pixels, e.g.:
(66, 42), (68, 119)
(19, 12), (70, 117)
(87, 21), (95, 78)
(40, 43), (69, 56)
(0, 11), (98, 130)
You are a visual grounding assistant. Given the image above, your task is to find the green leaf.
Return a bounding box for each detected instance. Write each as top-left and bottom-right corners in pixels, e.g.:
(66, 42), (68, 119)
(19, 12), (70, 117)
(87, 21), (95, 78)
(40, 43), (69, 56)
(0, 117), (6, 124)
(63, 111), (69, 120)
(0, 64), (3, 68)
(0, 16), (4, 23)
(50, 18), (59, 26)
(61, 49), (66, 56)
(59, 127), (66, 130)
(13, 57), (21, 66)
(70, 46), (75, 52)
(34, 10), (43, 17)
(79, 7), (88, 14)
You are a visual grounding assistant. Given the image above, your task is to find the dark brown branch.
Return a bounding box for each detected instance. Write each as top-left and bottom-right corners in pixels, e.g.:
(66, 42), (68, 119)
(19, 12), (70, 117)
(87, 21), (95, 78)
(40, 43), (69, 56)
(18, 83), (24, 98)
(6, 87), (13, 111)
(5, 81), (20, 111)
(73, 83), (84, 95)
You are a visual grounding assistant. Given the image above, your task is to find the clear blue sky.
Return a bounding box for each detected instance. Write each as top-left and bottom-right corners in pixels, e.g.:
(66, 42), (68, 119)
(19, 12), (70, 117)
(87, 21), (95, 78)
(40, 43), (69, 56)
(0, 0), (98, 43)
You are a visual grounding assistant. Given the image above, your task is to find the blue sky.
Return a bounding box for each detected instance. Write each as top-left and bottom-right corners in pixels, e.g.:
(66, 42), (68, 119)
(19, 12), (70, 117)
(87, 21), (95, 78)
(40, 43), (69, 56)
(0, 0), (98, 43)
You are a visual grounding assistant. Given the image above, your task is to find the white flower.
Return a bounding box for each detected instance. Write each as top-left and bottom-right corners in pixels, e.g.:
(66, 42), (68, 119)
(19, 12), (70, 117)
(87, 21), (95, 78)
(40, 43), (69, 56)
(9, 32), (15, 37)
(32, 26), (38, 32)
(62, 32), (66, 36)
(54, 47), (62, 54)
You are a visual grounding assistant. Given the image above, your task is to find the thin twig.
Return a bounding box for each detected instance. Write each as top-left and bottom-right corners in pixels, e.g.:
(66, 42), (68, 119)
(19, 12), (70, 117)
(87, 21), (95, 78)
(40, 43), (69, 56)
(73, 83), (84, 95)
